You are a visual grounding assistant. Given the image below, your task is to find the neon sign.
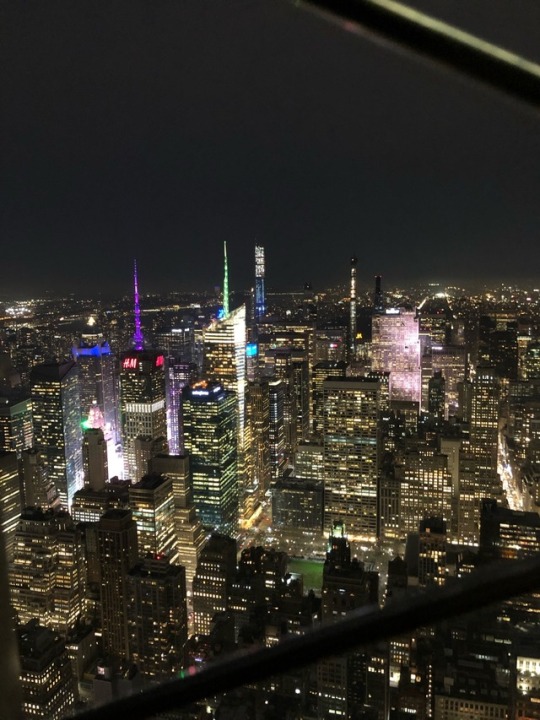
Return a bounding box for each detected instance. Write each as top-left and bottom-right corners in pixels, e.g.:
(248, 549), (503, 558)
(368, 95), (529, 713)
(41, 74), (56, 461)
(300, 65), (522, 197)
(122, 357), (138, 370)
(155, 355), (164, 368)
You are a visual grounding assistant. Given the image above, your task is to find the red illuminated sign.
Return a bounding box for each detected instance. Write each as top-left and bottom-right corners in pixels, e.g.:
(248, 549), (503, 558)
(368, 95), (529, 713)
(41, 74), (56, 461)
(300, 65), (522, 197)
(155, 355), (164, 367)
(122, 357), (138, 370)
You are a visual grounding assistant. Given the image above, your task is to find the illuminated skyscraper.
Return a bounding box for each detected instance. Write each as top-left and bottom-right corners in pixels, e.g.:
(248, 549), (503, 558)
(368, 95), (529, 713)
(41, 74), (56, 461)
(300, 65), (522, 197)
(72, 339), (119, 471)
(470, 365), (500, 478)
(374, 274), (384, 313)
(223, 240), (230, 318)
(245, 380), (271, 503)
(98, 508), (139, 660)
(372, 309), (421, 405)
(0, 451), (22, 562)
(165, 360), (197, 455)
(192, 534), (237, 635)
(148, 453), (205, 589)
(30, 360), (83, 507)
(133, 258), (144, 351)
(268, 379), (286, 479)
(312, 361), (346, 436)
(18, 621), (76, 720)
(323, 377), (381, 540)
(203, 303), (246, 515)
(254, 244), (266, 322)
(10, 508), (85, 635)
(349, 256), (358, 360)
(203, 303), (246, 444)
(129, 473), (177, 561)
(0, 394), (33, 457)
(317, 522), (380, 719)
(20, 448), (55, 508)
(127, 555), (188, 681)
(183, 382), (238, 535)
(119, 350), (167, 481)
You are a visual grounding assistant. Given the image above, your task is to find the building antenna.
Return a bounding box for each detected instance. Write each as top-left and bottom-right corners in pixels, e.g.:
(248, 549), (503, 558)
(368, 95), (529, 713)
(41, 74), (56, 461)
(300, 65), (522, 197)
(133, 259), (144, 350)
(223, 241), (230, 318)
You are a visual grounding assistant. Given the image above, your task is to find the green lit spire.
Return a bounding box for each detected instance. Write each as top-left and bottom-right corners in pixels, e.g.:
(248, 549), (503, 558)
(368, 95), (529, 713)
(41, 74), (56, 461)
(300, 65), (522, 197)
(223, 240), (229, 318)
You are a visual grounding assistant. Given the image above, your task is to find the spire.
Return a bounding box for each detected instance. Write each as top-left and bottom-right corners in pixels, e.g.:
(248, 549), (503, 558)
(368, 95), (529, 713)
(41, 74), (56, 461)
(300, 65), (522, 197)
(133, 259), (144, 351)
(349, 256), (357, 360)
(223, 240), (230, 318)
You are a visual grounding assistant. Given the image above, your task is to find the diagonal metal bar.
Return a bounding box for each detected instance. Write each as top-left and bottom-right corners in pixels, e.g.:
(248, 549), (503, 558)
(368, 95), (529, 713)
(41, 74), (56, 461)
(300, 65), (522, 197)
(294, 0), (540, 109)
(71, 554), (540, 720)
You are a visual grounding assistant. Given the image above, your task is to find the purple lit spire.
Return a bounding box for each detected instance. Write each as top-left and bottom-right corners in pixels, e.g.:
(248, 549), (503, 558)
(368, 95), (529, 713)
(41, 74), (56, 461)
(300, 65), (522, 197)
(133, 259), (144, 351)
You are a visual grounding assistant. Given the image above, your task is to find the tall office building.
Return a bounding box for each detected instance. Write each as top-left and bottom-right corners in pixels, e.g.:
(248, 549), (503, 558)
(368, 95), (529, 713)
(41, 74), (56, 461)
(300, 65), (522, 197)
(323, 377), (381, 540)
(245, 380), (271, 502)
(374, 275), (384, 313)
(129, 473), (177, 561)
(203, 303), (246, 448)
(0, 394), (33, 456)
(312, 361), (346, 436)
(83, 428), (108, 491)
(0, 451), (22, 562)
(192, 534), (237, 635)
(20, 448), (56, 508)
(10, 508), (85, 635)
(372, 309), (421, 405)
(30, 360), (83, 507)
(264, 347), (308, 457)
(148, 453), (205, 589)
(127, 555), (188, 681)
(400, 446), (453, 536)
(268, 379), (286, 479)
(72, 338), (119, 472)
(98, 509), (139, 660)
(254, 244), (266, 322)
(119, 350), (167, 481)
(349, 256), (358, 360)
(18, 621), (76, 720)
(317, 522), (380, 719)
(470, 366), (501, 478)
(183, 382), (238, 535)
(165, 360), (197, 455)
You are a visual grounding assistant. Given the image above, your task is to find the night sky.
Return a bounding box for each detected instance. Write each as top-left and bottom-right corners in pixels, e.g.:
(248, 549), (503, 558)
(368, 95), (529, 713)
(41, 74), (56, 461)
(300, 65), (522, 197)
(2, 0), (540, 297)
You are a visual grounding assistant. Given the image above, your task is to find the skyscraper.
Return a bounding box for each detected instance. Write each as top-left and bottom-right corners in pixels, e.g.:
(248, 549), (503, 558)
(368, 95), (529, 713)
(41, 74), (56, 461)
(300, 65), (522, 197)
(254, 244), (266, 322)
(374, 274), (384, 313)
(372, 309), (421, 406)
(323, 377), (381, 540)
(192, 534), (237, 635)
(98, 509), (139, 660)
(10, 508), (85, 635)
(119, 350), (167, 481)
(18, 621), (76, 720)
(312, 361), (346, 436)
(183, 381), (238, 535)
(0, 394), (33, 457)
(0, 451), (21, 562)
(82, 427), (108, 491)
(349, 256), (358, 360)
(203, 303), (246, 446)
(129, 473), (177, 561)
(165, 360), (197, 455)
(148, 453), (205, 589)
(268, 379), (286, 480)
(20, 448), (55, 508)
(30, 360), (83, 507)
(72, 338), (119, 474)
(127, 555), (188, 681)
(317, 522), (380, 719)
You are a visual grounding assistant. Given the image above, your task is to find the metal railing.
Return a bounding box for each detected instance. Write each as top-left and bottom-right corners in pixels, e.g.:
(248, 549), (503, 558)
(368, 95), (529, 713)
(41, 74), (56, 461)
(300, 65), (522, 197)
(71, 553), (540, 720)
